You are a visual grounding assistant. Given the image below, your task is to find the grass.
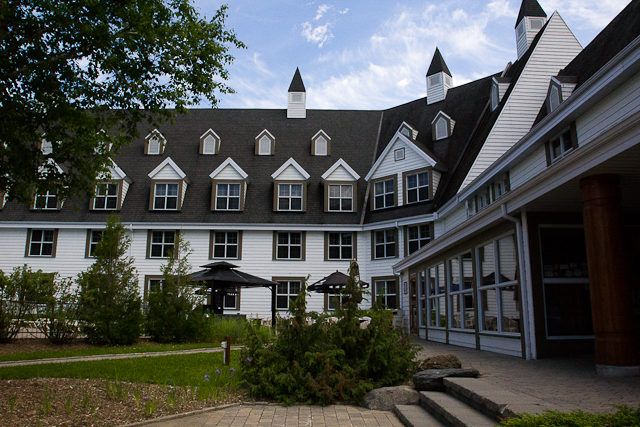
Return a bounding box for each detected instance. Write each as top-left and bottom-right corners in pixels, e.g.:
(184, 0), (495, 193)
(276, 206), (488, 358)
(0, 350), (242, 389)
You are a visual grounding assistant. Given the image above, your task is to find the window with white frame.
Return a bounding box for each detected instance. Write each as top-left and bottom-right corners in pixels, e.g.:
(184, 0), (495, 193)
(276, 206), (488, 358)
(278, 183), (303, 211)
(374, 229), (396, 259)
(328, 184), (353, 211)
(476, 188), (490, 211)
(426, 263), (446, 328)
(88, 230), (103, 257)
(407, 225), (430, 255)
(34, 191), (58, 210)
(428, 74), (441, 87)
(154, 183), (179, 210)
(259, 135), (271, 155)
(147, 136), (162, 155)
(94, 183), (119, 210)
(276, 280), (302, 310)
(373, 179), (394, 210)
(549, 128), (575, 164)
(549, 86), (560, 112)
(418, 269), (427, 327)
(212, 231), (239, 259)
(477, 235), (520, 334)
(394, 148), (405, 161)
(216, 183), (240, 210)
(492, 175), (509, 201)
(435, 117), (448, 140)
(28, 229), (55, 256)
(327, 291), (350, 311)
(276, 232), (302, 259)
(328, 232), (353, 260)
(224, 286), (240, 310)
(406, 172), (429, 203)
(150, 230), (175, 258)
(375, 279), (397, 309)
(202, 134), (218, 154)
(315, 136), (328, 156)
(491, 83), (499, 111)
(448, 252), (475, 330)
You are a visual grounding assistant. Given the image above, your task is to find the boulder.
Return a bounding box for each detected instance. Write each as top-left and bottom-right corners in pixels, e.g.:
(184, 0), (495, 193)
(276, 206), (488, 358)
(418, 354), (462, 370)
(412, 368), (480, 391)
(362, 385), (420, 411)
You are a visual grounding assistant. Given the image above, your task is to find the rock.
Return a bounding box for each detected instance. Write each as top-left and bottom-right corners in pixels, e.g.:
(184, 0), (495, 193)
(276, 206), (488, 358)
(418, 354), (462, 370)
(362, 385), (420, 411)
(412, 368), (480, 391)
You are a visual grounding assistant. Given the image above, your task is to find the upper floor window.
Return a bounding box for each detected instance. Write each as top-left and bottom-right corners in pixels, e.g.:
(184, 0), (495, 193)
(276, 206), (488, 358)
(34, 191), (58, 210)
(278, 184), (303, 211)
(373, 178), (395, 210)
(275, 279), (302, 310)
(216, 183), (240, 210)
(275, 232), (303, 260)
(492, 175), (509, 201)
(145, 130), (166, 155)
(435, 117), (448, 140)
(315, 136), (328, 156)
(259, 136), (271, 154)
(211, 231), (240, 259)
(407, 225), (430, 255)
(406, 171), (429, 203)
(327, 232), (353, 260)
(255, 130), (275, 155)
(549, 86), (560, 112)
(154, 183), (179, 210)
(200, 129), (220, 155)
(27, 229), (57, 257)
(149, 230), (175, 258)
(94, 183), (119, 210)
(87, 230), (103, 258)
(548, 127), (576, 164)
(394, 148), (405, 161)
(374, 229), (396, 259)
(328, 184), (353, 212)
(374, 278), (398, 309)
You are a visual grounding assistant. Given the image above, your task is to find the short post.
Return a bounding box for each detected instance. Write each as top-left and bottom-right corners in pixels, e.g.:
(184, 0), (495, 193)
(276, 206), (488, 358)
(223, 335), (231, 366)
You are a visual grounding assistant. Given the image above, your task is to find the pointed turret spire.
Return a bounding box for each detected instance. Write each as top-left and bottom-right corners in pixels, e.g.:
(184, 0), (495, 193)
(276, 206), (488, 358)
(426, 48), (453, 105)
(287, 68), (306, 118)
(515, 0), (547, 59)
(515, 0), (547, 28)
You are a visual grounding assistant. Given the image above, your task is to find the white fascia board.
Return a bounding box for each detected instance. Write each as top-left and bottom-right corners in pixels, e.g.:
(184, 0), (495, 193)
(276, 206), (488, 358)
(271, 157), (310, 180)
(311, 129), (331, 140)
(147, 157), (187, 179)
(209, 157), (248, 179)
(321, 158), (360, 182)
(430, 111), (452, 125)
(145, 129), (166, 141)
(361, 213), (437, 231)
(256, 129), (276, 141)
(399, 121), (416, 133)
(364, 133), (437, 181)
(436, 35), (640, 221)
(109, 159), (127, 180)
(38, 158), (64, 175)
(200, 128), (221, 140)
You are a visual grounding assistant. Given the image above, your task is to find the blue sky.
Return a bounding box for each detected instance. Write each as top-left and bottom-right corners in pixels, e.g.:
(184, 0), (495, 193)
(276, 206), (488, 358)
(193, 0), (631, 110)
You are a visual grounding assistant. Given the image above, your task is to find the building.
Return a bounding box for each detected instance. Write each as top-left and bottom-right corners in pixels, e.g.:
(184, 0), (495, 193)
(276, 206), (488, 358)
(1, 0), (639, 374)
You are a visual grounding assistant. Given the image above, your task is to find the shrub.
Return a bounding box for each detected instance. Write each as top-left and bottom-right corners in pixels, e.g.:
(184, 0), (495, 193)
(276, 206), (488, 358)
(35, 275), (80, 344)
(205, 316), (247, 344)
(240, 267), (418, 405)
(77, 215), (143, 345)
(501, 406), (640, 427)
(145, 233), (208, 343)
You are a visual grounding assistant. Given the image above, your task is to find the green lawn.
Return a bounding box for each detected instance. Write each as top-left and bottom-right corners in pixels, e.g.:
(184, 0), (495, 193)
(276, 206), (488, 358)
(0, 351), (242, 389)
(0, 341), (221, 363)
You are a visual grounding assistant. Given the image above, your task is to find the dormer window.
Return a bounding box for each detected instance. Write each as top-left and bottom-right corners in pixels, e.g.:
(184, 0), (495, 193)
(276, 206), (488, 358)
(154, 183), (179, 210)
(405, 170), (429, 203)
(34, 191), (59, 210)
(491, 83), (499, 111)
(209, 158), (248, 212)
(549, 86), (560, 112)
(216, 183), (240, 210)
(272, 158), (309, 212)
(316, 137), (327, 155)
(398, 122), (417, 140)
(255, 130), (275, 156)
(147, 157), (188, 211)
(200, 129), (220, 155)
(41, 140), (53, 155)
(436, 118), (448, 139)
(145, 130), (166, 155)
(94, 183), (119, 210)
(432, 111), (454, 141)
(400, 128), (411, 138)
(372, 176), (396, 210)
(278, 184), (303, 211)
(311, 130), (331, 156)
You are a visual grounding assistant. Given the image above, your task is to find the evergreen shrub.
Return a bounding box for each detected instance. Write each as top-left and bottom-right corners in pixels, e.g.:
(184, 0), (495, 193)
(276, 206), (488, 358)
(501, 406), (640, 427)
(35, 275), (81, 344)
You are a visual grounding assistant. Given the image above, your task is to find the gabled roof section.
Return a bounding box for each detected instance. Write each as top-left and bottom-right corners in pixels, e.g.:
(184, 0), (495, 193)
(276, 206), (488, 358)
(209, 158), (248, 180)
(38, 158), (64, 176)
(398, 122), (417, 139)
(516, 0), (547, 28)
(312, 129), (331, 141)
(288, 67), (306, 92)
(145, 129), (165, 142)
(365, 132), (440, 181)
(321, 158), (360, 182)
(148, 157), (187, 179)
(98, 159), (130, 182)
(427, 47), (451, 76)
(430, 111), (452, 125)
(200, 128), (220, 141)
(271, 157), (310, 181)
(256, 129), (275, 141)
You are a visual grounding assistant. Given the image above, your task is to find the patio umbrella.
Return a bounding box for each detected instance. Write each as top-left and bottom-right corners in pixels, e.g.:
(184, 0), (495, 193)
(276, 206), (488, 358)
(308, 270), (369, 293)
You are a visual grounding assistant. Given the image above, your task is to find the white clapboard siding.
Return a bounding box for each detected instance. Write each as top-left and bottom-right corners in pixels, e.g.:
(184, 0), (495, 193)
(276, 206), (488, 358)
(121, 180), (130, 203)
(459, 13), (582, 191)
(577, 70), (640, 147)
(181, 183), (188, 204)
(154, 164), (183, 180)
(443, 205), (468, 233)
(479, 335), (522, 357)
(432, 170), (442, 196)
(276, 165), (306, 181)
(215, 164), (245, 180)
(433, 219), (446, 240)
(510, 145), (547, 189)
(325, 165), (357, 182)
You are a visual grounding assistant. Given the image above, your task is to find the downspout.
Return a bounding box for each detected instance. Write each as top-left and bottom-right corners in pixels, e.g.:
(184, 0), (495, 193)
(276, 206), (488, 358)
(128, 223), (134, 258)
(501, 204), (532, 360)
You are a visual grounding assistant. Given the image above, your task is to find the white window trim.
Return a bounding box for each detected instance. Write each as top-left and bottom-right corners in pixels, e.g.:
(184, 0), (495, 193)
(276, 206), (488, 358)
(149, 230), (176, 258)
(374, 279), (398, 309)
(407, 224), (430, 255)
(28, 229), (55, 257)
(278, 183), (303, 211)
(154, 183), (179, 210)
(34, 191), (58, 210)
(93, 183), (119, 210)
(215, 183), (241, 211)
(88, 230), (103, 258)
(426, 263), (447, 329)
(406, 172), (429, 204)
(276, 232), (303, 260)
(328, 184), (353, 212)
(328, 232), (353, 260)
(374, 229), (396, 259)
(447, 253), (475, 331)
(373, 178), (395, 210)
(212, 231), (239, 259)
(276, 280), (302, 310)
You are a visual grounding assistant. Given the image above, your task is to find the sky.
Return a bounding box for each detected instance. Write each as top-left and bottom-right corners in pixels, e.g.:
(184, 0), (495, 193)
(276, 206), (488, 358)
(192, 0), (632, 110)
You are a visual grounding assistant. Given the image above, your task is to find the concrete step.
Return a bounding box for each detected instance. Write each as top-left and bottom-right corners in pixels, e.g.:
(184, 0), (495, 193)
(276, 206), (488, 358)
(394, 404), (447, 427)
(420, 391), (497, 427)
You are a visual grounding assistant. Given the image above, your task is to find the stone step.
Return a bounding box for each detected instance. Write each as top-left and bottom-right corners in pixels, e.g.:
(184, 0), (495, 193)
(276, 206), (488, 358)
(394, 404), (447, 427)
(420, 391), (497, 427)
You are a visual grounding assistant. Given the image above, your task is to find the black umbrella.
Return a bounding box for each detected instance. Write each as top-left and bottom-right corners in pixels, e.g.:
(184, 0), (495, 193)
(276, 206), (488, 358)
(308, 270), (369, 293)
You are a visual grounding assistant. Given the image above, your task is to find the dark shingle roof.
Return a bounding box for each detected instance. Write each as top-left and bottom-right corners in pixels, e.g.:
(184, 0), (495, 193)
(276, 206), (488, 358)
(427, 48), (451, 76)
(515, 0), (547, 28)
(288, 68), (306, 92)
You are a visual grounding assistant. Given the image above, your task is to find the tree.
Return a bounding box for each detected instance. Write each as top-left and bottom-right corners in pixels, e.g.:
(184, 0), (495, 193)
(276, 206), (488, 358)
(145, 232), (208, 343)
(0, 0), (245, 204)
(77, 214), (143, 345)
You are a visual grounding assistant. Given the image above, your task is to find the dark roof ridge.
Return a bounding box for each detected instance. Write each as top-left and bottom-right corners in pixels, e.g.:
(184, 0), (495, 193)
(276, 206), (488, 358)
(288, 67), (306, 92)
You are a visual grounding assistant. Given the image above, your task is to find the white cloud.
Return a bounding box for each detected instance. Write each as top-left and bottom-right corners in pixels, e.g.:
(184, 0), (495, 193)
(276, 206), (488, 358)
(314, 4), (332, 20)
(540, 0), (630, 29)
(339, 8), (349, 14)
(301, 21), (334, 47)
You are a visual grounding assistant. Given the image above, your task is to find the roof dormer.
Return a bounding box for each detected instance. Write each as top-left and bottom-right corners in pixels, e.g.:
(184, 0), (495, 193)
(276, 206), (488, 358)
(515, 0), (547, 60)
(287, 68), (306, 119)
(255, 129), (275, 155)
(91, 160), (132, 211)
(200, 129), (221, 155)
(491, 76), (511, 111)
(398, 122), (418, 140)
(145, 129), (166, 155)
(311, 130), (331, 156)
(426, 48), (452, 105)
(272, 158), (310, 212)
(209, 158), (249, 211)
(431, 111), (455, 140)
(147, 157), (189, 211)
(40, 139), (53, 155)
(546, 76), (578, 114)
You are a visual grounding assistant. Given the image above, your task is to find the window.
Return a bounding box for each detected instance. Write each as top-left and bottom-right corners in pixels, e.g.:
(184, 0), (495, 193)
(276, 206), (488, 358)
(548, 128), (575, 164)
(149, 230), (175, 258)
(394, 148), (405, 161)
(407, 225), (430, 255)
(477, 235), (521, 335)
(529, 18), (544, 30)
(87, 230), (103, 257)
(435, 117), (448, 140)
(259, 136), (271, 155)
(275, 232), (303, 260)
(224, 286), (240, 310)
(145, 131), (166, 155)
(200, 130), (220, 155)
(516, 20), (525, 39)
(278, 184), (303, 211)
(144, 276), (166, 300)
(426, 263), (446, 328)
(216, 183), (240, 210)
(41, 140), (53, 155)
(406, 172), (429, 203)
(154, 183), (179, 210)
(211, 231), (240, 259)
(327, 292), (350, 311)
(291, 93), (303, 102)
(327, 232), (353, 260)
(94, 183), (119, 210)
(373, 229), (396, 259)
(276, 280), (302, 310)
(492, 175), (509, 201)
(328, 184), (353, 211)
(374, 278), (397, 309)
(373, 178), (395, 210)
(491, 83), (499, 111)
(34, 191), (58, 210)
(448, 253), (475, 330)
(27, 229), (56, 257)
(549, 86), (560, 112)
(428, 74), (441, 87)
(476, 188), (490, 211)
(315, 136), (328, 156)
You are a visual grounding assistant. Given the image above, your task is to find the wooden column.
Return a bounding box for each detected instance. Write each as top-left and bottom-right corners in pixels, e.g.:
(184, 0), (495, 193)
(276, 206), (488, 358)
(580, 174), (639, 376)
